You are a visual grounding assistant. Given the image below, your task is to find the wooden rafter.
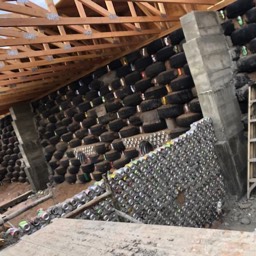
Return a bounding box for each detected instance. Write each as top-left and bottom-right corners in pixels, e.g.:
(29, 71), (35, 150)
(0, 0), (235, 114)
(110, 0), (217, 3)
(0, 42), (136, 61)
(0, 29), (160, 47)
(0, 16), (181, 27)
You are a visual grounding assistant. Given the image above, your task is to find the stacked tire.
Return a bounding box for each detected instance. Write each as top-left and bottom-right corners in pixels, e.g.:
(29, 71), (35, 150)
(32, 29), (203, 184)
(0, 115), (27, 183)
(220, 0), (256, 116)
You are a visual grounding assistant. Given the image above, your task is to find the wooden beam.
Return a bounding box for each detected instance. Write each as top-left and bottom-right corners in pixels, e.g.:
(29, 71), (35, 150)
(0, 43), (136, 61)
(0, 77), (72, 93)
(74, 0), (106, 46)
(0, 87), (55, 100)
(138, 2), (163, 16)
(25, 1), (50, 13)
(75, 0), (92, 34)
(0, 2), (46, 17)
(78, 0), (137, 31)
(19, 26), (65, 49)
(0, 92), (51, 106)
(136, 3), (162, 29)
(0, 29), (160, 47)
(1, 80), (58, 91)
(208, 0), (236, 10)
(46, 0), (71, 49)
(128, 1), (141, 30)
(0, 71), (80, 87)
(0, 16), (180, 27)
(0, 28), (24, 38)
(110, 0), (217, 4)
(181, 3), (195, 13)
(0, 64), (85, 80)
(0, 79), (69, 96)
(105, 0), (123, 41)
(105, 0), (136, 31)
(158, 2), (169, 28)
(0, 52), (116, 72)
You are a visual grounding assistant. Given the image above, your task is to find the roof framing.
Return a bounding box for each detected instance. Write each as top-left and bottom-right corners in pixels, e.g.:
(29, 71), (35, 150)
(0, 0), (235, 113)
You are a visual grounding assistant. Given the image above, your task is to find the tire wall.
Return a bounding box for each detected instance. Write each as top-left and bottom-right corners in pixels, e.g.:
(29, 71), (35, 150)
(220, 0), (256, 130)
(32, 28), (202, 185)
(3, 118), (225, 242)
(0, 115), (27, 183)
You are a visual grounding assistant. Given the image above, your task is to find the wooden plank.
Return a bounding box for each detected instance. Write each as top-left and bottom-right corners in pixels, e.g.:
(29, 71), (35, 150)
(136, 3), (162, 29)
(181, 3), (196, 13)
(105, 0), (136, 31)
(25, 0), (50, 14)
(0, 16), (180, 27)
(0, 28), (24, 38)
(0, 2), (46, 17)
(0, 81), (65, 98)
(0, 72), (77, 87)
(74, 0), (92, 34)
(20, 26), (65, 49)
(138, 2), (163, 16)
(111, 0), (217, 3)
(0, 64), (85, 80)
(46, 0), (71, 48)
(208, 0), (236, 10)
(0, 72), (79, 88)
(0, 29), (160, 47)
(0, 42), (135, 61)
(25, 1), (110, 45)
(2, 219), (256, 256)
(0, 86), (54, 98)
(0, 80), (68, 93)
(0, 89), (57, 103)
(128, 1), (141, 30)
(0, 52), (116, 72)
(0, 82), (59, 95)
(105, 0), (121, 43)
(79, 0), (141, 32)
(0, 190), (33, 214)
(158, 3), (169, 28)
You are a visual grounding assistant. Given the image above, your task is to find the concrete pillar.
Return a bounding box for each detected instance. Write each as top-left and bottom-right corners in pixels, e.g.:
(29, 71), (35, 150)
(10, 103), (49, 191)
(181, 11), (247, 196)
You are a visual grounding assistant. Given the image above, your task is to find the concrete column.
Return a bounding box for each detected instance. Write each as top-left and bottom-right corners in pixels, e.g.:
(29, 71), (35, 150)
(181, 11), (247, 196)
(10, 103), (49, 191)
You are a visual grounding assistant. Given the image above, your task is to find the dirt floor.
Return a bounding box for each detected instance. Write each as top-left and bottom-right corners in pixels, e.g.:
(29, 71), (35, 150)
(218, 193), (256, 232)
(0, 181), (93, 226)
(0, 183), (31, 206)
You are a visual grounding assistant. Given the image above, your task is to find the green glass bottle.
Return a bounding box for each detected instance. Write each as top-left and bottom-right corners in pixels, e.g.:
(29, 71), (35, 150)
(174, 45), (179, 53)
(241, 46), (248, 56)
(219, 10), (225, 20)
(237, 16), (244, 26)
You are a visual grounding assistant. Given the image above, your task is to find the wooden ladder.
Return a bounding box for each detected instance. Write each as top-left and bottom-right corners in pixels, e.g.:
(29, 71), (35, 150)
(247, 83), (256, 198)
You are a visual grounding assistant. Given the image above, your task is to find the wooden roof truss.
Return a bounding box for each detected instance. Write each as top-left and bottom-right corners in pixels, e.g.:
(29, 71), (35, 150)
(0, 0), (235, 114)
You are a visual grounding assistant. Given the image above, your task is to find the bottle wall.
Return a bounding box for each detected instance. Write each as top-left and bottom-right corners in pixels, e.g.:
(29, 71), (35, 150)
(2, 118), (225, 244)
